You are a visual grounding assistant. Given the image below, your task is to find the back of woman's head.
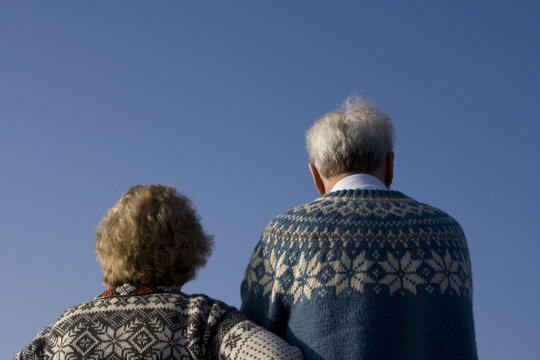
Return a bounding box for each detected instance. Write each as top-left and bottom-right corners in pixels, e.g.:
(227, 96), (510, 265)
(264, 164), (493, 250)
(95, 185), (213, 288)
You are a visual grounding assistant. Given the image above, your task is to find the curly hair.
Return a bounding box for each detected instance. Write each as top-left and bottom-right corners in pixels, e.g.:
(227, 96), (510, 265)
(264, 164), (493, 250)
(306, 95), (395, 179)
(95, 185), (213, 288)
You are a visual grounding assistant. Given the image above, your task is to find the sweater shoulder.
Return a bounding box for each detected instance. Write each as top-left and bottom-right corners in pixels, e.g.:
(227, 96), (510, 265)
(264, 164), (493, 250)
(273, 189), (455, 218)
(54, 290), (240, 327)
(263, 190), (463, 241)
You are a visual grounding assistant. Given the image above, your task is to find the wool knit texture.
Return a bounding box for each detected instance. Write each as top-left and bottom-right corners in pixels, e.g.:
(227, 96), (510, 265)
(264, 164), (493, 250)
(15, 283), (303, 360)
(241, 189), (477, 360)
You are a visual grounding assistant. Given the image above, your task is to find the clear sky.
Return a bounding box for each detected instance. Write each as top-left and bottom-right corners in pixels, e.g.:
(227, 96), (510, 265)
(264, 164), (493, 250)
(1, 1), (538, 359)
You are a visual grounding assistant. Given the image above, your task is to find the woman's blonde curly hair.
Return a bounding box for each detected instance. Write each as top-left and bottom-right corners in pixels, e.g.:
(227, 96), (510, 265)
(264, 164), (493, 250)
(95, 185), (213, 288)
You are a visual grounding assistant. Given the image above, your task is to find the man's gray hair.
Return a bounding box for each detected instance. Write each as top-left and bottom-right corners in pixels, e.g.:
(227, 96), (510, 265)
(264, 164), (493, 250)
(306, 96), (394, 179)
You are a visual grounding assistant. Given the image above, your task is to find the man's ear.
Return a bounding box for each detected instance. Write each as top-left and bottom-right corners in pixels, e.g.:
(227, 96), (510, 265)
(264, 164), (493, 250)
(384, 151), (394, 189)
(309, 163), (326, 195)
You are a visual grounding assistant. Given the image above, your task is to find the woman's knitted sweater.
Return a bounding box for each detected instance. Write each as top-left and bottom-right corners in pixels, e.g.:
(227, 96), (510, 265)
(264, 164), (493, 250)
(241, 190), (477, 360)
(15, 283), (303, 360)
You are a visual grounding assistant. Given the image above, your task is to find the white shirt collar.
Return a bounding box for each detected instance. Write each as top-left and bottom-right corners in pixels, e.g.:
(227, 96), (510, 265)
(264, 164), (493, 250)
(331, 174), (388, 192)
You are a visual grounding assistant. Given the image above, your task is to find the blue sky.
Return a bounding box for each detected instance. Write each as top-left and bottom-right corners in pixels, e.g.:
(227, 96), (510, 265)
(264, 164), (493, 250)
(1, 1), (538, 358)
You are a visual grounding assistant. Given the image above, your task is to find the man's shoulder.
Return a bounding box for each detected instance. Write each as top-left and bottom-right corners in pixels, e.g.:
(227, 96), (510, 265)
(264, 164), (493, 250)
(270, 190), (459, 222)
(262, 190), (464, 242)
(262, 196), (329, 232)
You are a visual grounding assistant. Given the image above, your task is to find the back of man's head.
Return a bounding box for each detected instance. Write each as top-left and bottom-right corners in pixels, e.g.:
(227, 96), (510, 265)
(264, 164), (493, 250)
(306, 96), (394, 179)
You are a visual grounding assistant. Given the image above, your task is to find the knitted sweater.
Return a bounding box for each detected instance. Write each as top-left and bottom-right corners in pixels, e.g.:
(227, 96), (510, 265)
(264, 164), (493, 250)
(241, 190), (477, 360)
(15, 283), (303, 360)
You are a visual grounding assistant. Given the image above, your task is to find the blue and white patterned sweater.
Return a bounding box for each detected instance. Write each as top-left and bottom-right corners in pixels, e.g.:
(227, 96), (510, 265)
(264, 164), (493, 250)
(241, 190), (477, 360)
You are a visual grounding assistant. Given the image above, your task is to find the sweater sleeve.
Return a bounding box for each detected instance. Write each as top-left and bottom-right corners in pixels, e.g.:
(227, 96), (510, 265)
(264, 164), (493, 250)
(240, 237), (290, 338)
(217, 319), (303, 360)
(13, 326), (52, 360)
(208, 300), (302, 360)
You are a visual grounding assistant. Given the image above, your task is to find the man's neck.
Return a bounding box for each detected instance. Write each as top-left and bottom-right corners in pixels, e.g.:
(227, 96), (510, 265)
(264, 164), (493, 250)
(324, 171), (387, 193)
(330, 173), (388, 192)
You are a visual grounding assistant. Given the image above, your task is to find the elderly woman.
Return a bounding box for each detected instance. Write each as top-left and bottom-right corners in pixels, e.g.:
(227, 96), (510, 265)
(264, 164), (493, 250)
(15, 185), (302, 360)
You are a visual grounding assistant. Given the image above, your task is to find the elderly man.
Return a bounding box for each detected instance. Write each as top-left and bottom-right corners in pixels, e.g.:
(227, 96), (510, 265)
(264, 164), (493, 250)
(240, 96), (477, 360)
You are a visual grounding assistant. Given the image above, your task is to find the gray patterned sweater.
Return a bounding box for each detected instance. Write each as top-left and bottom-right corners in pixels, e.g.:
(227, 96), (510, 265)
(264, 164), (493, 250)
(15, 283), (303, 360)
(241, 190), (477, 360)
